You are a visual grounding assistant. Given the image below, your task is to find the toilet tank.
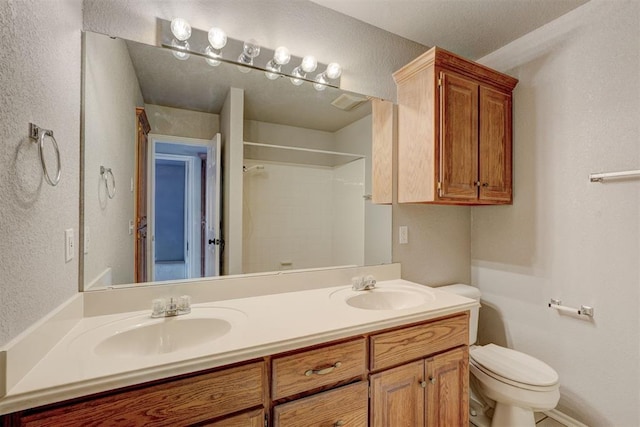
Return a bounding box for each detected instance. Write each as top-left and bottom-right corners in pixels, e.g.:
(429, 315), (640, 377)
(438, 284), (481, 345)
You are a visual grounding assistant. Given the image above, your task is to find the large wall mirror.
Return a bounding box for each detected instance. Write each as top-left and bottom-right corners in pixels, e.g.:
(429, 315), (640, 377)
(81, 31), (392, 291)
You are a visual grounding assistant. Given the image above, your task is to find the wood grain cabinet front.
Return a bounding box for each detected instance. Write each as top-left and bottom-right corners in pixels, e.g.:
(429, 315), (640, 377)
(370, 347), (469, 427)
(14, 361), (266, 427)
(271, 338), (366, 401)
(369, 314), (469, 427)
(273, 381), (368, 427)
(392, 46), (518, 205)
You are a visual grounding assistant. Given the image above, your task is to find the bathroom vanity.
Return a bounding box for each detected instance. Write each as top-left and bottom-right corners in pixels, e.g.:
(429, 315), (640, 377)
(0, 275), (475, 426)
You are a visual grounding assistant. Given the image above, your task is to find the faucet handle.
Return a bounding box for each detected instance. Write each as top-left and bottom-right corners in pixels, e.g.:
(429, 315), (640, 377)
(178, 295), (191, 313)
(364, 275), (376, 286)
(351, 276), (364, 290)
(151, 298), (166, 317)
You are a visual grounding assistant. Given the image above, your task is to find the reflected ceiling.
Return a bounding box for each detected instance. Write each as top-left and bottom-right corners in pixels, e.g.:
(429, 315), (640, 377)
(126, 40), (372, 132)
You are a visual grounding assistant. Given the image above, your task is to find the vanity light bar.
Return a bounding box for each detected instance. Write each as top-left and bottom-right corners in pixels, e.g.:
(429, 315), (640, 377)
(159, 19), (341, 89)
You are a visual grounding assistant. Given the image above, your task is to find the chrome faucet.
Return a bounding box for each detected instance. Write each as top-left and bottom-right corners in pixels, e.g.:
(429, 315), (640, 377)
(352, 275), (376, 291)
(152, 295), (191, 318)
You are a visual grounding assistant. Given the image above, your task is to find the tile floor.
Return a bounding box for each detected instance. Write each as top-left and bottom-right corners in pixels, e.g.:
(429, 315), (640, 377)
(469, 399), (568, 427)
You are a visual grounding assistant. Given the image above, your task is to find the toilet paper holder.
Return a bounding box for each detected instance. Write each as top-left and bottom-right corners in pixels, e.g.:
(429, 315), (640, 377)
(548, 299), (594, 317)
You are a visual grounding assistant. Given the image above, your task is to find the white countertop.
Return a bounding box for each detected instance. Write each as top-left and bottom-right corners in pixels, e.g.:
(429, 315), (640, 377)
(0, 279), (476, 415)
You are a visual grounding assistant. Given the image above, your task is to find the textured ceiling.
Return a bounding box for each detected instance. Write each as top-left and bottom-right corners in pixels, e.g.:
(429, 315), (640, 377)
(310, 0), (590, 59)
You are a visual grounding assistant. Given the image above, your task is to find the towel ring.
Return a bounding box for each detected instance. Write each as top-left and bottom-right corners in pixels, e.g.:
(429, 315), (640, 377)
(100, 166), (116, 199)
(29, 123), (61, 186)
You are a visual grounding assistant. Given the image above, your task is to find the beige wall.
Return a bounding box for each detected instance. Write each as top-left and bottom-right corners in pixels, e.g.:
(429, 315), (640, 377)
(145, 104), (219, 140)
(473, 1), (639, 425)
(83, 32), (144, 288)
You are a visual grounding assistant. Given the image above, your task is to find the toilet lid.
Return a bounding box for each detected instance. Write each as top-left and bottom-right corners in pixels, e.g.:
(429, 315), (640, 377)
(470, 344), (558, 387)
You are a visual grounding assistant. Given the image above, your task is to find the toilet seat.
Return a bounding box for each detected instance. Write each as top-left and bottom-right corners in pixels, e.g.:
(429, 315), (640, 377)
(470, 344), (559, 392)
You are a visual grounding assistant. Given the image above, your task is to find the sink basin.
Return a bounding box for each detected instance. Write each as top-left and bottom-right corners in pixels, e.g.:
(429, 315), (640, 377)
(69, 306), (246, 358)
(95, 317), (231, 357)
(331, 285), (435, 310)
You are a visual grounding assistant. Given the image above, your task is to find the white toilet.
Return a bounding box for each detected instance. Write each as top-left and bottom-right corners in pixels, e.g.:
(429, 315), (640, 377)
(439, 284), (560, 427)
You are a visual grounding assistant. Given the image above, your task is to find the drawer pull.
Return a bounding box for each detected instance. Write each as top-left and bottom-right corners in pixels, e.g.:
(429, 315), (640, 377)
(334, 421), (346, 427)
(304, 361), (342, 376)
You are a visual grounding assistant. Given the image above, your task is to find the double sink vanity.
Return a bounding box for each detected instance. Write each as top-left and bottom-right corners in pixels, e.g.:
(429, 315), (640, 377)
(0, 265), (477, 426)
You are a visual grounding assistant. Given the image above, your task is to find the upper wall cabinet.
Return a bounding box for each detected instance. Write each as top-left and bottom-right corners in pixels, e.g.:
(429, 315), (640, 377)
(393, 47), (518, 205)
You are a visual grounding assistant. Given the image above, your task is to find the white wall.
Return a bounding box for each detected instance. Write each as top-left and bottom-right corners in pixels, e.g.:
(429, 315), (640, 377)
(334, 115), (392, 266)
(221, 88), (244, 275)
(242, 160), (335, 273)
(332, 159), (365, 266)
(83, 32), (144, 287)
(472, 1), (640, 425)
(0, 0), (82, 346)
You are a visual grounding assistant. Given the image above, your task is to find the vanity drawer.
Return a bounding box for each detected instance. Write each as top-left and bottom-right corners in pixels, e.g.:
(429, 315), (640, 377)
(272, 338), (366, 400)
(370, 313), (468, 371)
(273, 381), (368, 427)
(18, 361), (266, 427)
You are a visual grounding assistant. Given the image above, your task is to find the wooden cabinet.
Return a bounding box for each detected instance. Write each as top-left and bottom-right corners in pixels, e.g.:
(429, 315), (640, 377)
(370, 347), (468, 427)
(273, 382), (368, 427)
(370, 361), (425, 426)
(369, 313), (469, 427)
(426, 347), (469, 427)
(12, 361), (267, 427)
(393, 46), (518, 205)
(271, 338), (366, 400)
(371, 98), (395, 204)
(3, 314), (469, 427)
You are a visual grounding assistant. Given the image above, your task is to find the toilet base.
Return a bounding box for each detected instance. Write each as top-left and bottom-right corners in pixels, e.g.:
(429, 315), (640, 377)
(491, 403), (536, 427)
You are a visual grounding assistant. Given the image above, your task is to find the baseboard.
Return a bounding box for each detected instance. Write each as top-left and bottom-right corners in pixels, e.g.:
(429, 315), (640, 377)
(544, 409), (589, 427)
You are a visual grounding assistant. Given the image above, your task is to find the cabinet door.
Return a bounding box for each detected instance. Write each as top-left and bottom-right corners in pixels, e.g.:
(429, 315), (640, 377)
(372, 98), (394, 205)
(439, 71), (479, 200)
(370, 361), (425, 427)
(425, 347), (469, 427)
(479, 86), (512, 202)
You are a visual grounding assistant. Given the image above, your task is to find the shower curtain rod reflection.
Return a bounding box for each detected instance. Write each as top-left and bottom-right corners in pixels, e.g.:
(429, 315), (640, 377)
(243, 164), (265, 173)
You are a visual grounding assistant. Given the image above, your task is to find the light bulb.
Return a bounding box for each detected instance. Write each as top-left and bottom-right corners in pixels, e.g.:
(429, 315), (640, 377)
(273, 46), (291, 65)
(205, 46), (221, 67)
(208, 27), (227, 50)
(171, 39), (190, 61)
(325, 62), (342, 79)
(313, 73), (328, 91)
(290, 67), (305, 86)
(264, 47), (290, 80)
(170, 18), (191, 42)
(301, 55), (317, 73)
(238, 39), (261, 66)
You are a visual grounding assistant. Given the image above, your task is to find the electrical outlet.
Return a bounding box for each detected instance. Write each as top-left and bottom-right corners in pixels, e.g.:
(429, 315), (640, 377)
(65, 229), (74, 262)
(399, 226), (408, 244)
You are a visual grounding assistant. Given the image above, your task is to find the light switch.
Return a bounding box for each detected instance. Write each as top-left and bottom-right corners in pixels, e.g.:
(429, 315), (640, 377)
(65, 229), (74, 262)
(399, 226), (408, 244)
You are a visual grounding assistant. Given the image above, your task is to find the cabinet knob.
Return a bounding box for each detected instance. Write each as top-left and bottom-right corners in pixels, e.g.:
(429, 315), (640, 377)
(481, 182), (489, 187)
(430, 376), (436, 384)
(420, 380), (427, 388)
(334, 421), (346, 427)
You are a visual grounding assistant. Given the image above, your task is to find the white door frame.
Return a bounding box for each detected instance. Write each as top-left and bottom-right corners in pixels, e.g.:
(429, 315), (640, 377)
(149, 134), (211, 282)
